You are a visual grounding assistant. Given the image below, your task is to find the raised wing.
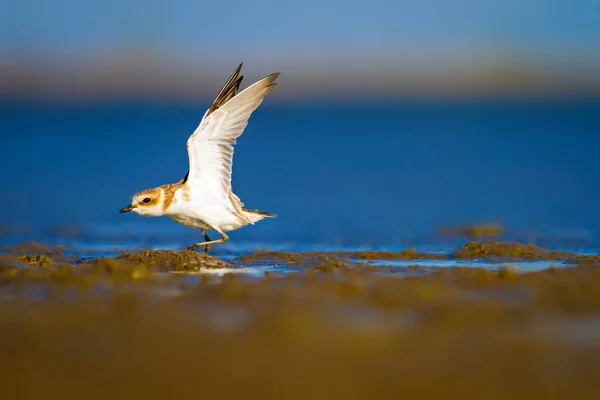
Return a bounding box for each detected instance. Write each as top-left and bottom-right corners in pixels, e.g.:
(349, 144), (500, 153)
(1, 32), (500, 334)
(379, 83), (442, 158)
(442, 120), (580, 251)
(184, 65), (279, 204)
(204, 62), (244, 119)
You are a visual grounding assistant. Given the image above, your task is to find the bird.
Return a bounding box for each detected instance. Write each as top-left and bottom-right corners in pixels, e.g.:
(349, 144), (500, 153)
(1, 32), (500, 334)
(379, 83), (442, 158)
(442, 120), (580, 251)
(119, 63), (279, 253)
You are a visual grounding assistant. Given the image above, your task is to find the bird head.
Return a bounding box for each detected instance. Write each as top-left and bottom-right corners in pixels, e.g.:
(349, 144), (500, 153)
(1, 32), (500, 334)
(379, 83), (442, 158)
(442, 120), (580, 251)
(120, 187), (165, 217)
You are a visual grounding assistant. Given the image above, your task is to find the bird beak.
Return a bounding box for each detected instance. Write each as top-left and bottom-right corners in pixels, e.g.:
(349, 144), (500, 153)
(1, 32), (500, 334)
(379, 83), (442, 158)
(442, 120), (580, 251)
(119, 204), (134, 213)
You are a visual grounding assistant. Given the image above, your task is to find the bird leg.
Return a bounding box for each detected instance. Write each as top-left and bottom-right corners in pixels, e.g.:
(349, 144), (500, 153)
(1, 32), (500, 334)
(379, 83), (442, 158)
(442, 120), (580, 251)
(188, 232), (229, 253)
(202, 231), (211, 253)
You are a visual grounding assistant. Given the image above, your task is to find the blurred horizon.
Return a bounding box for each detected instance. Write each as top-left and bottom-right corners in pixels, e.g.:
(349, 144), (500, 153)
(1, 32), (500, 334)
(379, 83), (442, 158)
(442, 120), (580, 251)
(1, 0), (599, 98)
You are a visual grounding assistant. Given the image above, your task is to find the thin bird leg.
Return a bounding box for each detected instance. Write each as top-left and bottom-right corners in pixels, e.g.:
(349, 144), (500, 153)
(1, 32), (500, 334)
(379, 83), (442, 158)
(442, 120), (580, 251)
(188, 232), (229, 253)
(202, 230), (211, 253)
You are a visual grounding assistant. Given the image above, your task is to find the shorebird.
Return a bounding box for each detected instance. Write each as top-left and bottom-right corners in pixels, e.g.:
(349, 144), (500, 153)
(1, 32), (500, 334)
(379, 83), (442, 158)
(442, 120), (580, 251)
(119, 63), (278, 253)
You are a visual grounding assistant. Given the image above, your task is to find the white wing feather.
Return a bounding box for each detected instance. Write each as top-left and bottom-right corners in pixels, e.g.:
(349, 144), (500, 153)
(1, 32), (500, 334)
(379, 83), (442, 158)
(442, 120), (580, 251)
(185, 73), (279, 200)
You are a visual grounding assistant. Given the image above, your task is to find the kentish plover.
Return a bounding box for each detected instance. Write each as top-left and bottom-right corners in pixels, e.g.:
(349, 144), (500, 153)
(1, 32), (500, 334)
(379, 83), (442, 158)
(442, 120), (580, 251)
(120, 63), (278, 253)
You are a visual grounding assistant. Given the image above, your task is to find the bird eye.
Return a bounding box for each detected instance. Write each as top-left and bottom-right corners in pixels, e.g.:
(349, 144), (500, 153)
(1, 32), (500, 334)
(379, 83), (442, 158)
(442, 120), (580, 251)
(143, 198), (151, 204)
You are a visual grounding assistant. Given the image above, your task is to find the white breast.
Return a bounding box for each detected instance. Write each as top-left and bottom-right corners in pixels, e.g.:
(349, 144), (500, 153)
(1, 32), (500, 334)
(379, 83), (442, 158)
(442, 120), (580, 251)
(165, 187), (249, 232)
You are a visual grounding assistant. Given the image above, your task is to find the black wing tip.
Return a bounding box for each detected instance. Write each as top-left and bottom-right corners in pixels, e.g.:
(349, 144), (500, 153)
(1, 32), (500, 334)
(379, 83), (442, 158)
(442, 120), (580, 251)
(206, 64), (245, 116)
(232, 62), (243, 76)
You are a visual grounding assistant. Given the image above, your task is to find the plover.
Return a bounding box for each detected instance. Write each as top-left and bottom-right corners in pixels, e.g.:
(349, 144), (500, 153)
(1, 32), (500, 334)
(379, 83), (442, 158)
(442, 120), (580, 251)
(119, 63), (279, 253)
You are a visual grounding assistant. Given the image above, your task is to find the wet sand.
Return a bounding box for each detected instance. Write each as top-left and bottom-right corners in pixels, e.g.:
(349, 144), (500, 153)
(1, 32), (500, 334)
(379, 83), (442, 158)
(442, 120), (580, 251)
(1, 240), (600, 399)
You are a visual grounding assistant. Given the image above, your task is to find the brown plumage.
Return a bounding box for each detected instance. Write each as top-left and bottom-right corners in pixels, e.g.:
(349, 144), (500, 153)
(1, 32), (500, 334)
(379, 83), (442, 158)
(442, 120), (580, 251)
(160, 183), (180, 213)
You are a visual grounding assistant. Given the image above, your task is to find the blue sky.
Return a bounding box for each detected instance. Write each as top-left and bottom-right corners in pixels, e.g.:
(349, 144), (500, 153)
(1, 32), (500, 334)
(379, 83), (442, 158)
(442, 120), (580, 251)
(2, 0), (599, 58)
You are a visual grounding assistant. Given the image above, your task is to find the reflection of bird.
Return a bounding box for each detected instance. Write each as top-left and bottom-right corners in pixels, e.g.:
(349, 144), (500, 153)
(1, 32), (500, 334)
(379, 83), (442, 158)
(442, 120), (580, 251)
(119, 63), (279, 253)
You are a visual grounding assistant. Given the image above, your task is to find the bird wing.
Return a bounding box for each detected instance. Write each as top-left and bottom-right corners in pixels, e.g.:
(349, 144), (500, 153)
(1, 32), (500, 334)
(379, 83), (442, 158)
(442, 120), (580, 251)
(183, 64), (279, 206)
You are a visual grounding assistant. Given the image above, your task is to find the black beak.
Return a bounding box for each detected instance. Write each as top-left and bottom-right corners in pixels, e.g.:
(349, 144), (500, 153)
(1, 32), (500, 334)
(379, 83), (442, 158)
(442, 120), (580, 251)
(119, 204), (134, 213)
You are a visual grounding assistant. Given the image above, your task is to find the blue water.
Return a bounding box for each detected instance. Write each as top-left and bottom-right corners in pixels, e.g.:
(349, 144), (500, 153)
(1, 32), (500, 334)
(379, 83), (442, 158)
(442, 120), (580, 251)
(1, 98), (599, 252)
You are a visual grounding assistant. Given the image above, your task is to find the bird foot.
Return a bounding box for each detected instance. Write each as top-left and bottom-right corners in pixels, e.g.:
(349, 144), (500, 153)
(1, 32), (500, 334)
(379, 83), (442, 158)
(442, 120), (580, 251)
(188, 243), (211, 253)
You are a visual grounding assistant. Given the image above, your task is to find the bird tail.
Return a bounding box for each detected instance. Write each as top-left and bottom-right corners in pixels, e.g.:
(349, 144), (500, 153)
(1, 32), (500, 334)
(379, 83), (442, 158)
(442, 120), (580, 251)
(242, 208), (277, 223)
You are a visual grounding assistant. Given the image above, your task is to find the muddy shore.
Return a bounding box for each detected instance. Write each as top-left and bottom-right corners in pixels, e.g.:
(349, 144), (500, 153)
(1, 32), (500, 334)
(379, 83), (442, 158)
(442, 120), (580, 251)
(1, 240), (599, 399)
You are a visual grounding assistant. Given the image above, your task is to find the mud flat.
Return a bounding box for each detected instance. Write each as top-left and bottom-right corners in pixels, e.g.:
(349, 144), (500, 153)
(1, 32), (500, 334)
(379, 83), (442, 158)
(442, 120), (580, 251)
(1, 241), (600, 399)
